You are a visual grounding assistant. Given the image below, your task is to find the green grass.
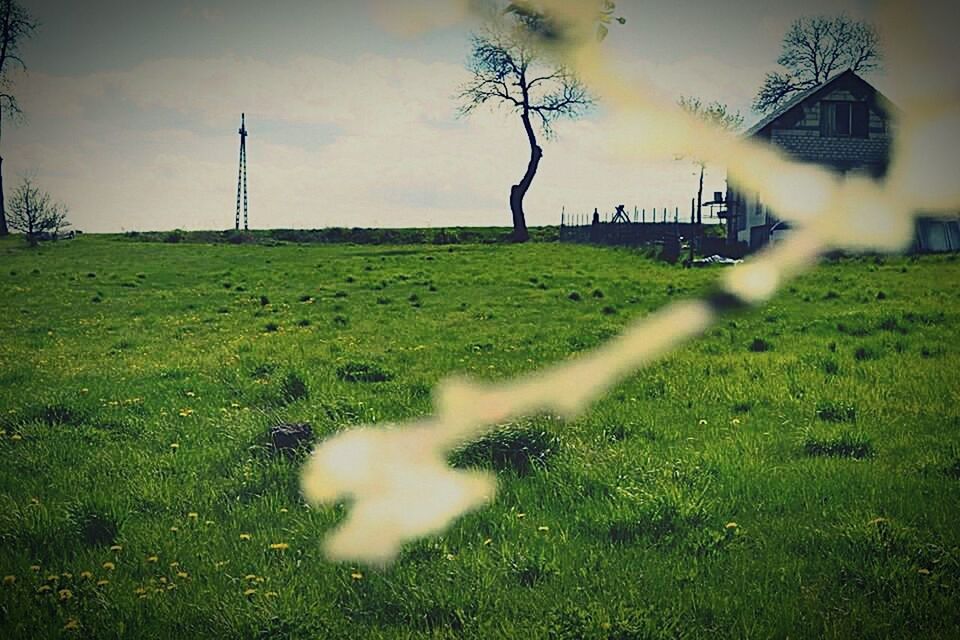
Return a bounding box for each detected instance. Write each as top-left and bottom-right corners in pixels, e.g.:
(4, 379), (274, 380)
(1, 235), (959, 638)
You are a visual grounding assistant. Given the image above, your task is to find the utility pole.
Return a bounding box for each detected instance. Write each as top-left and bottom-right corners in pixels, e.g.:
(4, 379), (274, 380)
(235, 113), (248, 231)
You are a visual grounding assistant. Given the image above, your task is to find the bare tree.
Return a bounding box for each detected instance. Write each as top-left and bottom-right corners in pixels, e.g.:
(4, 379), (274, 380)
(677, 97), (743, 227)
(457, 11), (594, 242)
(753, 15), (881, 114)
(0, 0), (38, 236)
(7, 177), (69, 246)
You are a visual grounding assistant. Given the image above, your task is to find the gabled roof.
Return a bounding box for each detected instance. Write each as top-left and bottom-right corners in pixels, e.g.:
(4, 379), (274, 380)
(745, 69), (896, 137)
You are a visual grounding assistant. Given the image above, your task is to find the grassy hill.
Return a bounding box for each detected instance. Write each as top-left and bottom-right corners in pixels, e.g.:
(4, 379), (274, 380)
(1, 235), (958, 638)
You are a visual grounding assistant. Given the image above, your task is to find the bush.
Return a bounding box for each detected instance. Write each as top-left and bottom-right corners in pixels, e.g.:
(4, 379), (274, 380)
(163, 229), (185, 244)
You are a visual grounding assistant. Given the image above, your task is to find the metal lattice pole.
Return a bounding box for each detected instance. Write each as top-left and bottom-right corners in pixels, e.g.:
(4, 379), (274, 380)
(235, 113), (248, 231)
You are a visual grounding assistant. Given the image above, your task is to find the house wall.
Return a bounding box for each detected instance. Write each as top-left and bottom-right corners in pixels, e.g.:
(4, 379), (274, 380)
(769, 87), (891, 175)
(726, 76), (893, 250)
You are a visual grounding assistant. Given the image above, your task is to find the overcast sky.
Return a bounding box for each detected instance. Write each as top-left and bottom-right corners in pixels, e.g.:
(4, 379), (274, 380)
(6, 0), (878, 232)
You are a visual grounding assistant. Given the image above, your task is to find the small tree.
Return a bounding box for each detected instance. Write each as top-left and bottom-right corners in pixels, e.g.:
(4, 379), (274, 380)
(458, 8), (595, 242)
(677, 97), (743, 238)
(0, 0), (38, 236)
(754, 15), (881, 114)
(7, 177), (69, 246)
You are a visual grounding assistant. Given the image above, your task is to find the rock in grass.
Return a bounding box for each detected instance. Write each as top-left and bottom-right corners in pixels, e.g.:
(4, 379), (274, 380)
(268, 422), (315, 456)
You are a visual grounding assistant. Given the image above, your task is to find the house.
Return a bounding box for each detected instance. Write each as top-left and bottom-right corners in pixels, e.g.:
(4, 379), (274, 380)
(724, 69), (933, 251)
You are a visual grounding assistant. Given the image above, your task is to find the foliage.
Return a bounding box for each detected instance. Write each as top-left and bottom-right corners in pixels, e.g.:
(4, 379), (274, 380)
(0, 236), (958, 637)
(754, 14), (882, 113)
(457, 22), (592, 139)
(5, 177), (70, 246)
(677, 96), (744, 140)
(0, 0), (37, 123)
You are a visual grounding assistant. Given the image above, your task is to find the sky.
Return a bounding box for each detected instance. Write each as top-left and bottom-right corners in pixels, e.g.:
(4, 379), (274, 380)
(5, 0), (879, 232)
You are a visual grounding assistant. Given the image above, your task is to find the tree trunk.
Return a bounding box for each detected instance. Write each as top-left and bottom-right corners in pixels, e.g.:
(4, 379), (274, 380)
(695, 163), (705, 253)
(0, 154), (7, 236)
(509, 110), (541, 243)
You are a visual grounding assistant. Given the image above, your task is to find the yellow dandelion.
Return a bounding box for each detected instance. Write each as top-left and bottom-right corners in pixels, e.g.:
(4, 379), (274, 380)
(537, 526), (549, 532)
(918, 568), (931, 575)
(205, 520), (215, 526)
(279, 508), (288, 513)
(169, 442), (180, 450)
(146, 555), (159, 563)
(176, 571), (188, 579)
(698, 419), (708, 425)
(725, 522), (738, 530)
(167, 583), (176, 590)
(63, 618), (80, 631)
(79, 571), (93, 579)
(243, 588), (256, 597)
(731, 418), (741, 425)
(185, 391), (195, 397)
(169, 561), (179, 568)
(30, 565), (41, 572)
(482, 538), (493, 545)
(269, 543), (289, 551)
(96, 579), (109, 587)
(110, 544), (123, 552)
(169, 526), (178, 533)
(3, 575), (15, 585)
(516, 512), (526, 519)
(265, 591), (279, 598)
(187, 512), (199, 520)
(239, 533), (251, 541)
(29, 497), (40, 505)
(244, 574), (258, 581)
(102, 561), (115, 571)
(37, 584), (53, 594)
(62, 572), (73, 579)
(350, 572), (363, 580)
(10, 434), (22, 441)
(58, 588), (73, 601)
(134, 587), (147, 595)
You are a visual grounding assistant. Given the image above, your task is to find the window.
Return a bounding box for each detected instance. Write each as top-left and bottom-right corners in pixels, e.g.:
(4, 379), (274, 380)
(820, 101), (869, 138)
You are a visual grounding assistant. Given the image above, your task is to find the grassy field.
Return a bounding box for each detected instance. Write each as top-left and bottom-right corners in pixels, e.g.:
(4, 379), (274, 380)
(1, 234), (959, 639)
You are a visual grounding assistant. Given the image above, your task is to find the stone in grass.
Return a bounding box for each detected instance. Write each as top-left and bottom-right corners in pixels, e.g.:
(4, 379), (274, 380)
(267, 422), (315, 457)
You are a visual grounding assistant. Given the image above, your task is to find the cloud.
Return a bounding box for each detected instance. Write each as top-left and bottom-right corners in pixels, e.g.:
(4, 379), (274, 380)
(5, 52), (726, 232)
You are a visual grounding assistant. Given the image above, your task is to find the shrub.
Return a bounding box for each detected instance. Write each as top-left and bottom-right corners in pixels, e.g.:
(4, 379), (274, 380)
(567, 291), (582, 302)
(748, 337), (771, 352)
